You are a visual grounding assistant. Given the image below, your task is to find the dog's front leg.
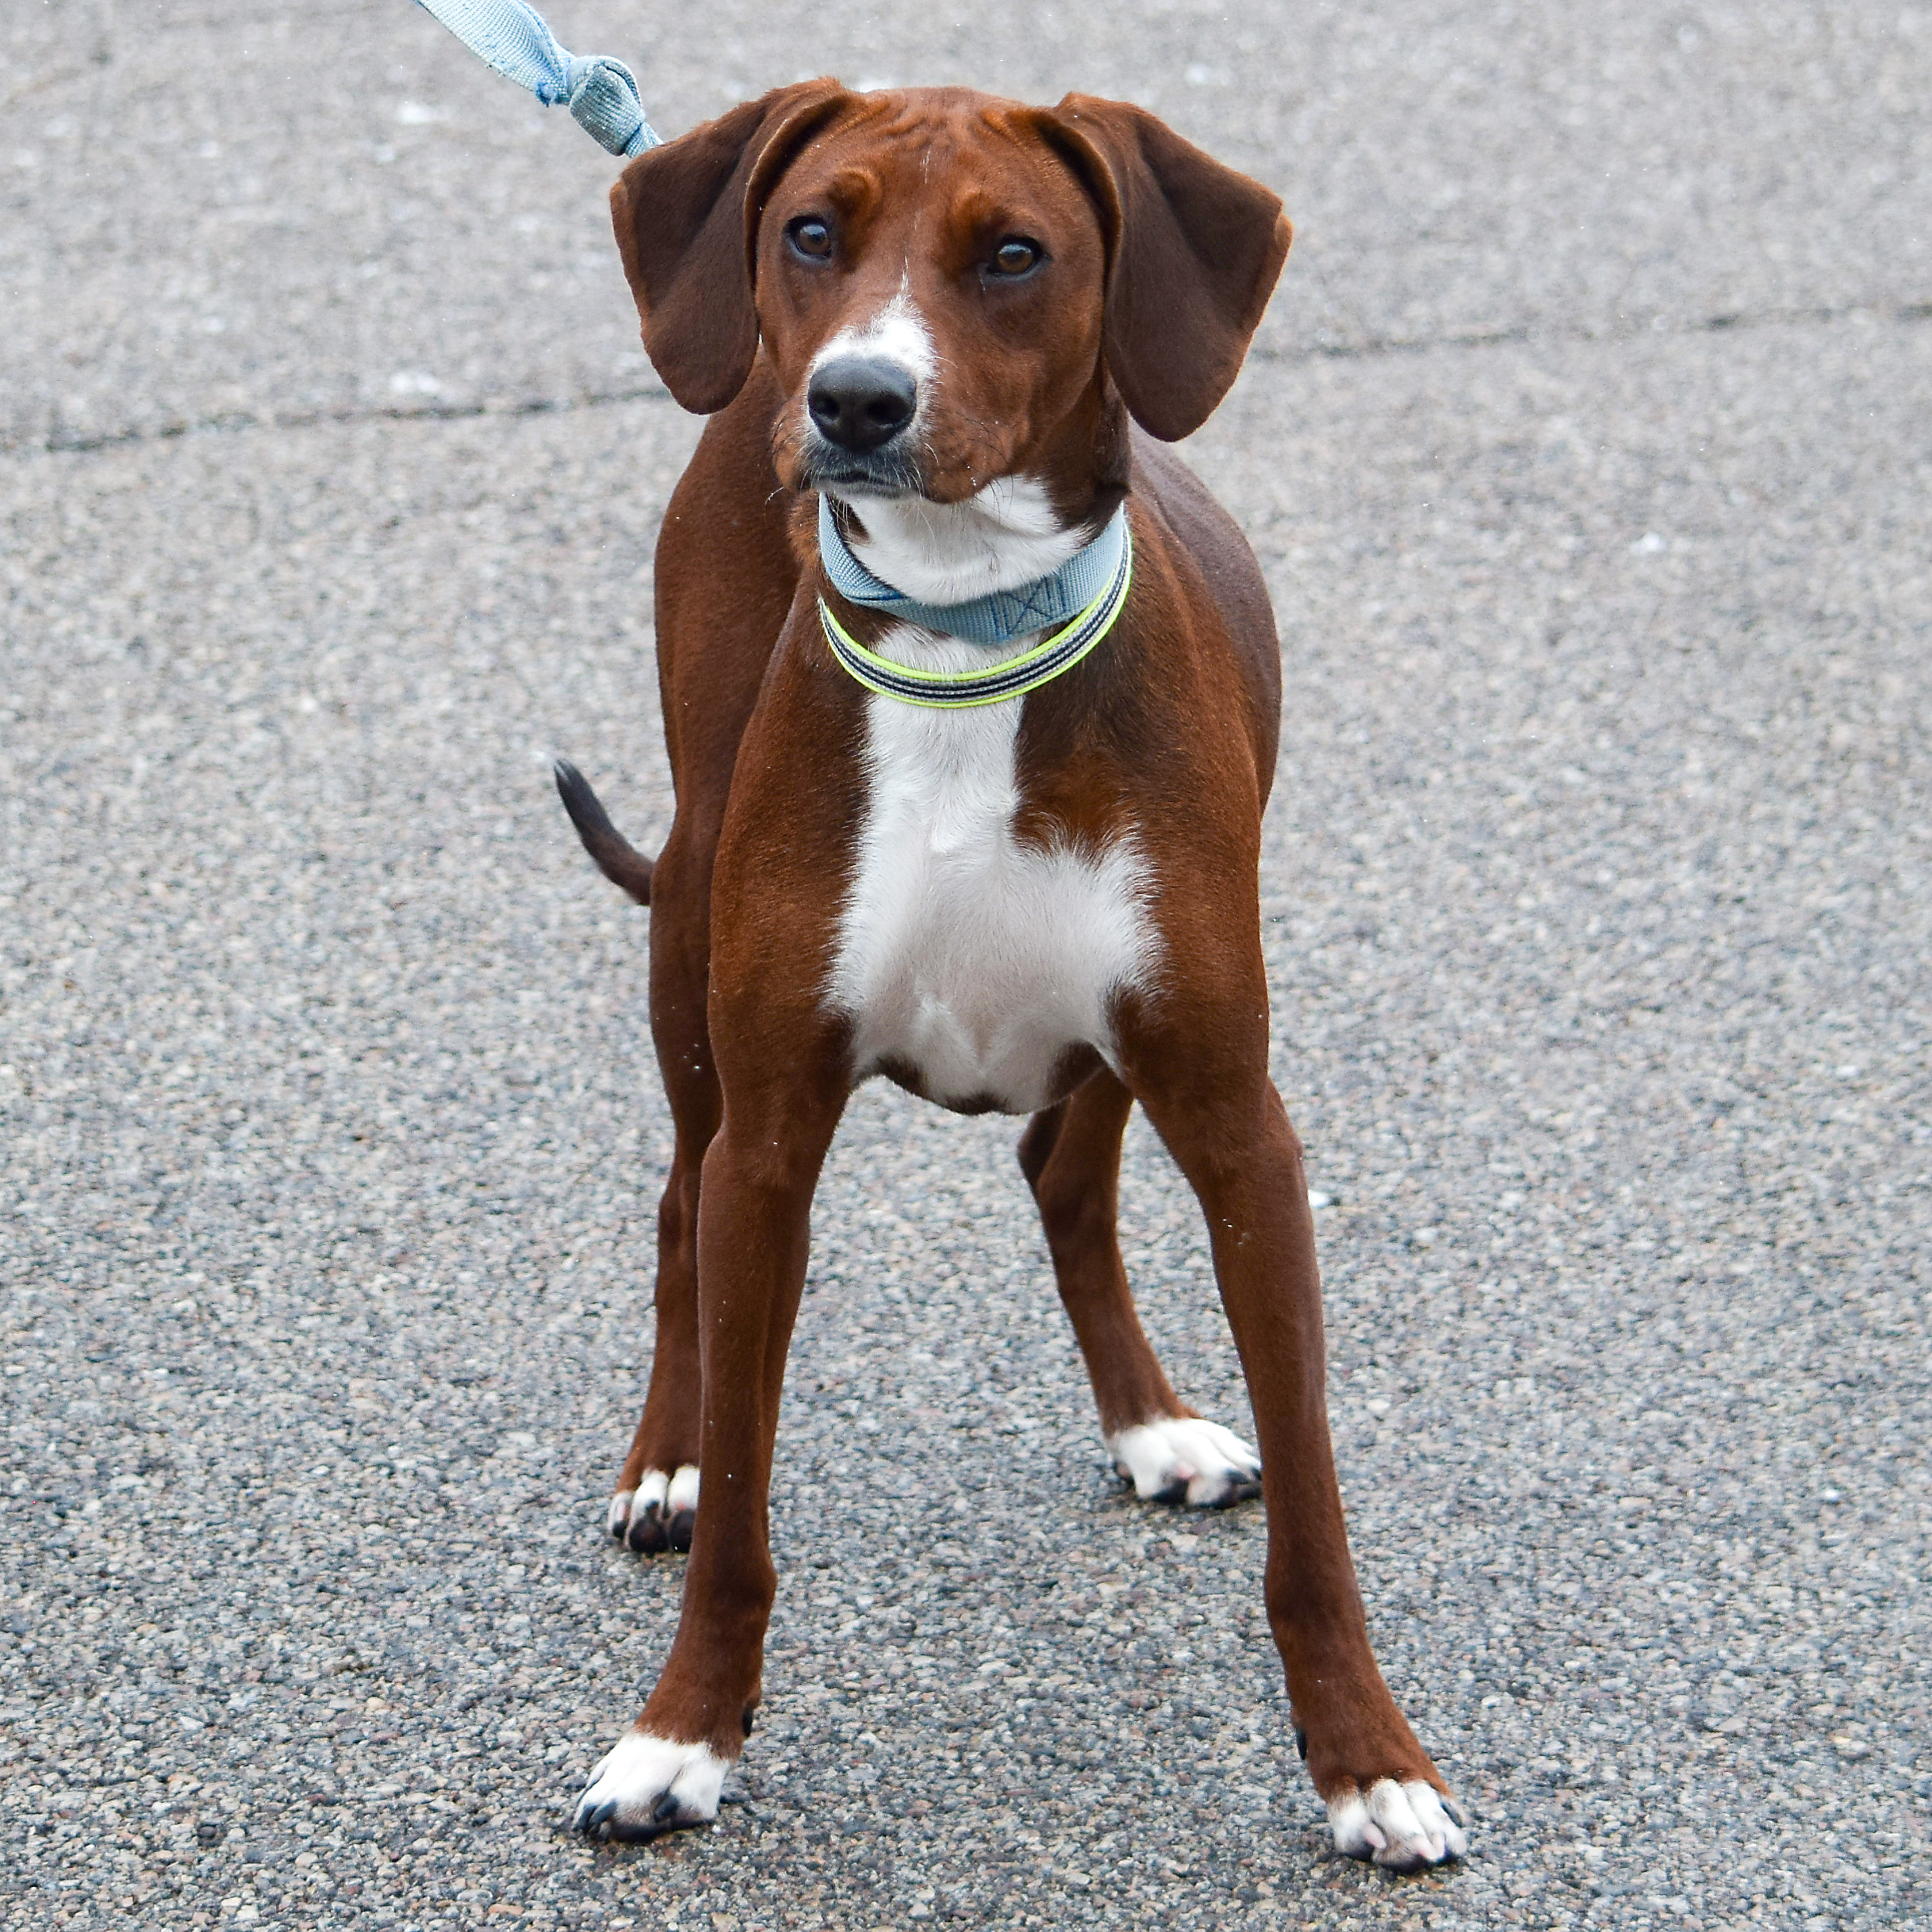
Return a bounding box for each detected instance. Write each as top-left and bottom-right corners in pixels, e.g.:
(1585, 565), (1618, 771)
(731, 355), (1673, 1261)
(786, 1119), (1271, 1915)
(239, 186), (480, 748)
(1125, 1012), (1467, 1871)
(575, 1058), (846, 1841)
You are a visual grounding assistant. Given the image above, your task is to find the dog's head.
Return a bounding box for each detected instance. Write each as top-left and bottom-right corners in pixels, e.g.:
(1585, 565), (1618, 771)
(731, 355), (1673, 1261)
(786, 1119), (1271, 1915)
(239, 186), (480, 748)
(611, 86), (1290, 512)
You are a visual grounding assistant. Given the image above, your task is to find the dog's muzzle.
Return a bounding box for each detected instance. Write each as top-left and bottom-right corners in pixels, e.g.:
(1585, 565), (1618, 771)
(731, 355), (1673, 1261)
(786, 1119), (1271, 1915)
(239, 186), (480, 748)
(800, 357), (927, 494)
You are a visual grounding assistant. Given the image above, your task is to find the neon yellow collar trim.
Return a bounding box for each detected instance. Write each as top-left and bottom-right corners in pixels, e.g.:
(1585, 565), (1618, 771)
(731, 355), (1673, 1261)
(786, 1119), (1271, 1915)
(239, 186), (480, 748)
(817, 523), (1133, 709)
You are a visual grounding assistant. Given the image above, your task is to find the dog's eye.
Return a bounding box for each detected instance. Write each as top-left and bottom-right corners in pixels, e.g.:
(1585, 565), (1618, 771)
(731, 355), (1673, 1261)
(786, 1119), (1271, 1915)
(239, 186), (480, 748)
(989, 238), (1042, 278)
(788, 217), (834, 260)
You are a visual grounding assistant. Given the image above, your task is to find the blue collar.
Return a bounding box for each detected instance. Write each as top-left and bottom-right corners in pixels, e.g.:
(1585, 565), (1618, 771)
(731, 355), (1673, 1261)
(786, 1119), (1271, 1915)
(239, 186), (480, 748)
(817, 496), (1130, 649)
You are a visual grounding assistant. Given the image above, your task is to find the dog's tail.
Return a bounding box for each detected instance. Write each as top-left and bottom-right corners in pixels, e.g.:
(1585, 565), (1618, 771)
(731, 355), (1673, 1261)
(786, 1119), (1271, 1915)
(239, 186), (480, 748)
(552, 759), (653, 906)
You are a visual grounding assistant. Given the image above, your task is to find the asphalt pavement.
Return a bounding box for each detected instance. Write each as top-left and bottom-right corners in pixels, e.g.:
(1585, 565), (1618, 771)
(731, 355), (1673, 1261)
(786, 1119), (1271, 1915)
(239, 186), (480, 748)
(3, 3), (1929, 1929)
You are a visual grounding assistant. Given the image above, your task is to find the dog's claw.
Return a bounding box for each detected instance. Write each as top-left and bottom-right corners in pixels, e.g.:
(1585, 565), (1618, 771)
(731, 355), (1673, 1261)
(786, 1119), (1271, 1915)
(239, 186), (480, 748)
(1211, 1475), (1263, 1508)
(575, 1798), (616, 1837)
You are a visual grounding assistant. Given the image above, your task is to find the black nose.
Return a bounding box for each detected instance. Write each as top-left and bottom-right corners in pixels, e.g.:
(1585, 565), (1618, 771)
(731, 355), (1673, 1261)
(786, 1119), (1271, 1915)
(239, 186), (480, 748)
(807, 356), (917, 453)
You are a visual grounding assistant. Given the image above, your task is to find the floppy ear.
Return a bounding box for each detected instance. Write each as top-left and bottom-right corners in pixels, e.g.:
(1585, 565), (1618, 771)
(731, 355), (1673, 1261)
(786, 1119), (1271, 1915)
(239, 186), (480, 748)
(1040, 95), (1292, 442)
(610, 80), (848, 414)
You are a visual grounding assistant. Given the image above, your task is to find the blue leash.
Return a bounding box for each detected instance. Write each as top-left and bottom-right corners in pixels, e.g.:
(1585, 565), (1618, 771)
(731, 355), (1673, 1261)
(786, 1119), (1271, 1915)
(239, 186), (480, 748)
(413, 0), (661, 155)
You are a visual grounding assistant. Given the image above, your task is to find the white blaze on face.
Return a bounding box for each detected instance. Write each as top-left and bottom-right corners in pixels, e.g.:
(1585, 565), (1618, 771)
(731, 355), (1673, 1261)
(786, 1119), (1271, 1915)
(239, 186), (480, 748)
(809, 285), (938, 401)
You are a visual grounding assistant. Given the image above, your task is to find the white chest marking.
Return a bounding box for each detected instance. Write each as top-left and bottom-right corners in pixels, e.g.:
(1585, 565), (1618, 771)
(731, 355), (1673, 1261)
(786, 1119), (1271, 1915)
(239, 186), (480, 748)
(830, 632), (1159, 1114)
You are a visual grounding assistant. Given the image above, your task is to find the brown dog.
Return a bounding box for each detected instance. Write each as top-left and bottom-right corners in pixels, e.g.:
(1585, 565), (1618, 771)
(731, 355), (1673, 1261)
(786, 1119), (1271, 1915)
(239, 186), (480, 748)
(557, 82), (1467, 1870)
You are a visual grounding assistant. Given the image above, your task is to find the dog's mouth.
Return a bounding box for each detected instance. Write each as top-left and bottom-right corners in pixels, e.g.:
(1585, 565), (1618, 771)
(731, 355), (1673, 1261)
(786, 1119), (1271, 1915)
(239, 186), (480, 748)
(794, 442), (927, 501)
(785, 417), (1003, 509)
(788, 419), (931, 502)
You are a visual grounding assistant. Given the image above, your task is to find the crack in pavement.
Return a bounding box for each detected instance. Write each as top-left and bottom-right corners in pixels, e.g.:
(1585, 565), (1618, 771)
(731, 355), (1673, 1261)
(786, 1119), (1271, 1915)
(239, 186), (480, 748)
(5, 297), (1927, 463)
(0, 384), (673, 463)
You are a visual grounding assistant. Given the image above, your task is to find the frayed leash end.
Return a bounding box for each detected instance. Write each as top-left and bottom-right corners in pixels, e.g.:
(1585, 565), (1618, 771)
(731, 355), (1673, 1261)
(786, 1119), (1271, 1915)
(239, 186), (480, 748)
(562, 53), (661, 157)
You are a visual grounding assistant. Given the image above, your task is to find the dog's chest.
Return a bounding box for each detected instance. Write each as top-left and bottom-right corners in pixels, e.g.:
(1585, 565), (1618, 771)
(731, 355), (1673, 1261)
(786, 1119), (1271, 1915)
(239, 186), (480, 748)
(829, 636), (1157, 1115)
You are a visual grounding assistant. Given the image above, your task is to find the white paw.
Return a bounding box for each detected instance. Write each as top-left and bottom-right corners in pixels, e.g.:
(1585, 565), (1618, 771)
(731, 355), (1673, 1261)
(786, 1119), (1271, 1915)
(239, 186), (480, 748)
(607, 1464), (699, 1553)
(1328, 1779), (1468, 1870)
(1107, 1417), (1261, 1506)
(573, 1729), (727, 1840)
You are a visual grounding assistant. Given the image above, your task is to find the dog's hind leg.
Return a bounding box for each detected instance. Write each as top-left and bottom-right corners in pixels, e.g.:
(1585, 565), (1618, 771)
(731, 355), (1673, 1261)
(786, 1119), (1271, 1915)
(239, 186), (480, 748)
(588, 373), (800, 1557)
(600, 812), (720, 1555)
(548, 757), (699, 1550)
(1019, 1071), (1261, 1508)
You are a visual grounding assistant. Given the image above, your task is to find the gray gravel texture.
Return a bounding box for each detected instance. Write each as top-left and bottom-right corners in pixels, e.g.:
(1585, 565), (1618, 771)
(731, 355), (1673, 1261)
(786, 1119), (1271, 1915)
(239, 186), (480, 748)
(3, 2), (1929, 1930)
